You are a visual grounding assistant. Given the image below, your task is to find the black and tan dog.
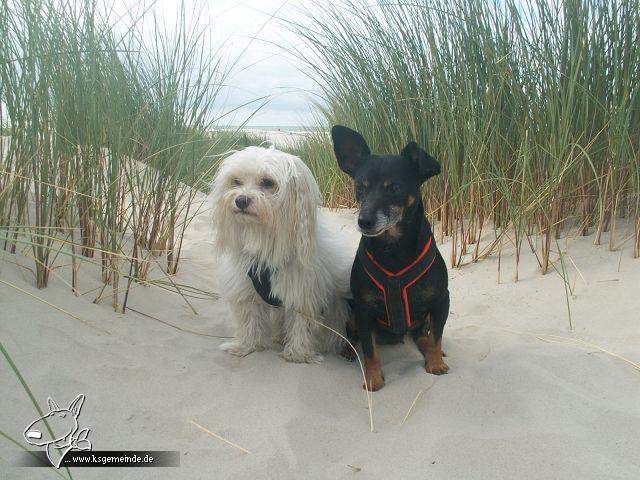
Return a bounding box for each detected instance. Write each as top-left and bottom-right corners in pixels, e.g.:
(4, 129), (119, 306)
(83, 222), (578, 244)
(332, 125), (449, 391)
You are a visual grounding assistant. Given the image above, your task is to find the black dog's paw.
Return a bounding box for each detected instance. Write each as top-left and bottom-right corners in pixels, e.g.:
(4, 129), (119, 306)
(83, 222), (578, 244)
(426, 358), (449, 375)
(363, 371), (385, 391)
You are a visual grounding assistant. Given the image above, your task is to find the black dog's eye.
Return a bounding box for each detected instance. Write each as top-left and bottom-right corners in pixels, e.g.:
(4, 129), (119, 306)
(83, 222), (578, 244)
(232, 178), (242, 186)
(260, 177), (276, 188)
(384, 182), (399, 193)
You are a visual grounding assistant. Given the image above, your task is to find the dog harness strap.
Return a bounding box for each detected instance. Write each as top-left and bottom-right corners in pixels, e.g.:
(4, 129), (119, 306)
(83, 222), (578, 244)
(248, 265), (282, 307)
(358, 234), (437, 334)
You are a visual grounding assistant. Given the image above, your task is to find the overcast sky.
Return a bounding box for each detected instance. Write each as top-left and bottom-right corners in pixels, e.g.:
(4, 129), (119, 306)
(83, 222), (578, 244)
(125, 0), (322, 127)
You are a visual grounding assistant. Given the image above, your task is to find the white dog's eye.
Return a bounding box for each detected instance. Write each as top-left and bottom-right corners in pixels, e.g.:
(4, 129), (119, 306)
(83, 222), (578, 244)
(260, 177), (276, 189)
(232, 178), (243, 186)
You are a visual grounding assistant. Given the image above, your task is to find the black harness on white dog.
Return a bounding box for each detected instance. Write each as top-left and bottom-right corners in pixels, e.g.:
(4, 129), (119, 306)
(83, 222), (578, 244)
(248, 265), (282, 307)
(357, 230), (437, 334)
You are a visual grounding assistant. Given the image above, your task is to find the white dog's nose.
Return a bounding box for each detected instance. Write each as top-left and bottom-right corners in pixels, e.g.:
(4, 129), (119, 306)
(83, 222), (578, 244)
(26, 430), (42, 439)
(235, 195), (252, 210)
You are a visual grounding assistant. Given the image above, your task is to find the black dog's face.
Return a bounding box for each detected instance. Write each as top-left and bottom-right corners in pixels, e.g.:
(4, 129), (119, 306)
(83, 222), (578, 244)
(331, 125), (441, 237)
(352, 154), (421, 236)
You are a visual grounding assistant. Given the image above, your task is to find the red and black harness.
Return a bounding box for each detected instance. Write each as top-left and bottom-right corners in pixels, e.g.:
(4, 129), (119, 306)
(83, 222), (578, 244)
(357, 232), (438, 334)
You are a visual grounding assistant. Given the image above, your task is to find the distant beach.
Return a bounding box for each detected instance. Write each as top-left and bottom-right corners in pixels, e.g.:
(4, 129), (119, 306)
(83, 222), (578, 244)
(219, 125), (326, 149)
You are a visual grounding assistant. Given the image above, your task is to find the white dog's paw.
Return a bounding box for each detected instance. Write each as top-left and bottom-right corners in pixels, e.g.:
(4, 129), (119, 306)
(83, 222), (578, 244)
(281, 347), (324, 364)
(220, 341), (261, 357)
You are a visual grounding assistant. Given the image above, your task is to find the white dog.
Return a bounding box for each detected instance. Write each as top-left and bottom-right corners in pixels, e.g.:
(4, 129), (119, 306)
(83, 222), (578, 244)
(211, 146), (353, 363)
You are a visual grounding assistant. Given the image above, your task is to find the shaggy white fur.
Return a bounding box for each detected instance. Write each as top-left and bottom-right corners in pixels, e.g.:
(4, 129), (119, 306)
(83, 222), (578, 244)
(211, 146), (354, 363)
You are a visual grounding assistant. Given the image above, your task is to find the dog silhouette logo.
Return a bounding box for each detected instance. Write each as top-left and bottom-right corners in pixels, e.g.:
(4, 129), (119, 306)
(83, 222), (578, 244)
(23, 394), (92, 468)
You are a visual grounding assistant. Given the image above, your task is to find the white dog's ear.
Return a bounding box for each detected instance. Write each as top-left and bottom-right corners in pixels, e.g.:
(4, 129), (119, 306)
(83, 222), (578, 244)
(208, 158), (235, 249)
(209, 161), (226, 212)
(284, 160), (319, 264)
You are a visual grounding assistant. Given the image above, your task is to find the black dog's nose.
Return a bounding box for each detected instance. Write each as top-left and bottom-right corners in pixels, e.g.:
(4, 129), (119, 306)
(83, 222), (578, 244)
(358, 214), (375, 230)
(235, 195), (252, 210)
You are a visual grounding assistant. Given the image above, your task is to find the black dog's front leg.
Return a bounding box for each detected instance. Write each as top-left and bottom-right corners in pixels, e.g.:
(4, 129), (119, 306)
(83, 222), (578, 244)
(339, 308), (359, 361)
(412, 289), (450, 375)
(356, 307), (385, 391)
(431, 289), (449, 342)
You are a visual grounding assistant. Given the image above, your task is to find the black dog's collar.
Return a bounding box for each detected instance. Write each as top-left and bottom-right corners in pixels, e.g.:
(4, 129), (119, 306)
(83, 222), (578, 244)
(357, 233), (437, 334)
(248, 265), (282, 307)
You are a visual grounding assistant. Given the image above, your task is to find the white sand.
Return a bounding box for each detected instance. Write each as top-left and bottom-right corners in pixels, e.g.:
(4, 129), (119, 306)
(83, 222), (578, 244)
(1, 204), (639, 479)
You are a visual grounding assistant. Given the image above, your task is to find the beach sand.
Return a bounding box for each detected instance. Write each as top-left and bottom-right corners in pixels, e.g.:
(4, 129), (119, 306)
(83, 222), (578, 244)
(243, 128), (318, 149)
(1, 203), (639, 479)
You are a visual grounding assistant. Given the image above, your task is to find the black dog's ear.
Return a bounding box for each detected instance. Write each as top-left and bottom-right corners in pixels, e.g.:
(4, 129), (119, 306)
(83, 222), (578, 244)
(401, 142), (440, 182)
(331, 125), (371, 177)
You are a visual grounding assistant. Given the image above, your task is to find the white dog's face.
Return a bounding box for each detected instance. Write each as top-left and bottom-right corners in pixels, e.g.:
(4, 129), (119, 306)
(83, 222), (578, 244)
(211, 146), (320, 265)
(224, 162), (279, 224)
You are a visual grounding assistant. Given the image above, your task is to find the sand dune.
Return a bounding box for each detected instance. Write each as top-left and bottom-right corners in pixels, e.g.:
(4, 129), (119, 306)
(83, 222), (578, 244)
(1, 204), (639, 479)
